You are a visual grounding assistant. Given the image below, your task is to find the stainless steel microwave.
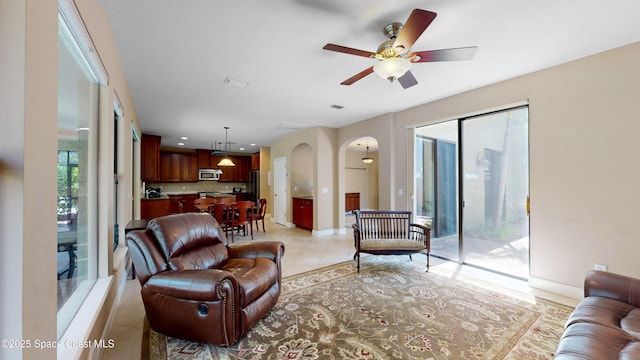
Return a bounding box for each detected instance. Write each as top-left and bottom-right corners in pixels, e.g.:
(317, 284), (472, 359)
(198, 169), (222, 181)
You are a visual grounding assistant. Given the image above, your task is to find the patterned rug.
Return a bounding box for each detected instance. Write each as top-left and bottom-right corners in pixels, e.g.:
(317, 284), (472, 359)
(143, 256), (572, 359)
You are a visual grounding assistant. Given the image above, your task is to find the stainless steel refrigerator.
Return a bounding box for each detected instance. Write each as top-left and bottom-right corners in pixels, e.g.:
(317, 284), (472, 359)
(249, 170), (260, 202)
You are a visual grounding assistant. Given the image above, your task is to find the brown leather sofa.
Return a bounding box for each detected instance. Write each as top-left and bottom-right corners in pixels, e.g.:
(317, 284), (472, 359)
(126, 212), (285, 346)
(554, 270), (640, 358)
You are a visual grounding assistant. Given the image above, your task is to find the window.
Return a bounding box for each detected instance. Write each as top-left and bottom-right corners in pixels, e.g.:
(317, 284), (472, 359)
(56, 12), (100, 337)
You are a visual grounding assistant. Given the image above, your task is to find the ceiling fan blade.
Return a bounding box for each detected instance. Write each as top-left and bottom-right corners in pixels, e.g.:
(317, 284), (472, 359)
(323, 44), (376, 58)
(341, 66), (374, 85)
(397, 71), (418, 89)
(409, 46), (478, 62)
(393, 9), (437, 53)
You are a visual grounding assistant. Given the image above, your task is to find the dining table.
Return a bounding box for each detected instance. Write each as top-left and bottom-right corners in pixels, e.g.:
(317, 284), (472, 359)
(57, 231), (77, 279)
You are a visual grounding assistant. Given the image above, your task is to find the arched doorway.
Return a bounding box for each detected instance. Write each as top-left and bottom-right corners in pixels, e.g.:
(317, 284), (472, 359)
(343, 137), (379, 227)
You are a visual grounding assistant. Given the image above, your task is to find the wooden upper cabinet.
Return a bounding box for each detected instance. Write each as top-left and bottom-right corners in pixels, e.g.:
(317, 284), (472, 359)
(195, 150), (253, 182)
(198, 149), (212, 169)
(235, 156), (250, 182)
(159, 150), (199, 182)
(251, 152), (260, 170)
(141, 134), (161, 182)
(159, 152), (181, 182)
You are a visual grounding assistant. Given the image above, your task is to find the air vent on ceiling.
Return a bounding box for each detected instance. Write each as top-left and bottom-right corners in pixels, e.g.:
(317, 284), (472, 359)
(223, 77), (249, 88)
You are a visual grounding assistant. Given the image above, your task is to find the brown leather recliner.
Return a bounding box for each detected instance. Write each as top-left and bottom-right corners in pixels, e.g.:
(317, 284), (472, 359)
(554, 270), (640, 358)
(126, 212), (285, 346)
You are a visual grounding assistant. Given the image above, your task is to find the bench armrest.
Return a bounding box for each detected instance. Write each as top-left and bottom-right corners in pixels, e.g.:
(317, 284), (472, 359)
(409, 223), (431, 247)
(584, 270), (640, 307)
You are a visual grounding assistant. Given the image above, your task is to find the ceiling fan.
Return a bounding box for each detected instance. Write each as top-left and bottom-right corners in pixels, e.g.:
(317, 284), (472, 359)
(323, 9), (478, 89)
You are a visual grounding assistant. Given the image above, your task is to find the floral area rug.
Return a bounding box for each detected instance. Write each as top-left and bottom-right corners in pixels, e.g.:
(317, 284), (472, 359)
(143, 256), (572, 359)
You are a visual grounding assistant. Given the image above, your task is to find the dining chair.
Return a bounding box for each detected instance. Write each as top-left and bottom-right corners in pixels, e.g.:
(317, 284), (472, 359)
(218, 197), (235, 205)
(210, 203), (231, 240)
(193, 197), (216, 212)
(251, 198), (267, 232)
(229, 201), (254, 241)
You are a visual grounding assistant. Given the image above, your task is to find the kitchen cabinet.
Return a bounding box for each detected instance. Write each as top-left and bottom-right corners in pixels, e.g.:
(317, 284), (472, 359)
(169, 194), (199, 213)
(198, 149), (215, 169)
(183, 153), (198, 181)
(345, 192), (360, 212)
(234, 156), (251, 182)
(234, 192), (253, 202)
(159, 150), (198, 182)
(141, 198), (171, 219)
(141, 134), (161, 182)
(251, 152), (260, 170)
(292, 197), (313, 231)
(213, 156), (250, 182)
(197, 150), (251, 182)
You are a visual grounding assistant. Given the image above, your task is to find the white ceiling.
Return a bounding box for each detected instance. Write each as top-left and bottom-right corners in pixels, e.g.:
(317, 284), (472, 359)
(98, 0), (640, 152)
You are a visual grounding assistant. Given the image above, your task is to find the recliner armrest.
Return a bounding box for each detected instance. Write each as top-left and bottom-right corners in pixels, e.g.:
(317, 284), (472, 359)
(228, 241), (285, 262)
(144, 269), (238, 301)
(584, 270), (640, 307)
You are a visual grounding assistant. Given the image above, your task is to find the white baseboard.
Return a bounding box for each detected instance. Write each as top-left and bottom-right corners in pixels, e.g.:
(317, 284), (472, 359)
(528, 276), (583, 307)
(312, 228), (336, 237)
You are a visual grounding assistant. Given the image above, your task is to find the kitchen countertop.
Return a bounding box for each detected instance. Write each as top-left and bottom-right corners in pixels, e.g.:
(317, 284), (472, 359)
(142, 195), (169, 200)
(142, 192), (252, 200)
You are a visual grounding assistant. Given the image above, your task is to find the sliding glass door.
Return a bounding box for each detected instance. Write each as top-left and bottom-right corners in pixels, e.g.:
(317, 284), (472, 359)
(414, 106), (529, 278)
(415, 121), (459, 262)
(461, 107), (529, 278)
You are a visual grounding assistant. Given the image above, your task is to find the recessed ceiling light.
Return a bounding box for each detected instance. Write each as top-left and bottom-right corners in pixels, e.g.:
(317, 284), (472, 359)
(178, 142), (184, 146)
(239, 147), (245, 151)
(180, 136), (188, 140)
(250, 143), (256, 146)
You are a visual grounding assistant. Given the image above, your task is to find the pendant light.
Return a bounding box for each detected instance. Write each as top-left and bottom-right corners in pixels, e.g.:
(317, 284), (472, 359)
(217, 126), (236, 167)
(362, 145), (374, 164)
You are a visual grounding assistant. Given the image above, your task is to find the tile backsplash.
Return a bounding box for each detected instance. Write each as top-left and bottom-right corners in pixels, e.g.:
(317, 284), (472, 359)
(147, 181), (248, 194)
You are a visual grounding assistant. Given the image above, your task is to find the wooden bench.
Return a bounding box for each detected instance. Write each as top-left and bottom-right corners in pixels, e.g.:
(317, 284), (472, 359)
(352, 210), (431, 273)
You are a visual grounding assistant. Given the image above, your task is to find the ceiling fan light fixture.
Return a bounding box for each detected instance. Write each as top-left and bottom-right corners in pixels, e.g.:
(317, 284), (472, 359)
(373, 57), (411, 81)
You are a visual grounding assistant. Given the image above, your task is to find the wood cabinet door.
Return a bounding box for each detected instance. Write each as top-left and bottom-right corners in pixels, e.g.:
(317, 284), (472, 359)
(197, 149), (211, 169)
(292, 198), (302, 227)
(160, 152), (181, 181)
(236, 156), (250, 182)
(141, 199), (170, 219)
(302, 201), (313, 230)
(182, 153), (198, 181)
(183, 195), (198, 212)
(141, 135), (161, 182)
(251, 152), (260, 170)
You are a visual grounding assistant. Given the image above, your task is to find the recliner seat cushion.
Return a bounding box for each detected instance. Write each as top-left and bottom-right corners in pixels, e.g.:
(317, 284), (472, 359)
(555, 296), (640, 359)
(567, 296), (640, 337)
(554, 322), (640, 359)
(221, 257), (278, 307)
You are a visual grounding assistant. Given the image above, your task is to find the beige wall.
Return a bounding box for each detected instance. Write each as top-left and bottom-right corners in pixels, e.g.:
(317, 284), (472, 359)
(273, 42), (640, 296)
(0, 0), (139, 358)
(393, 42), (640, 292)
(291, 143), (314, 197)
(345, 149), (378, 210)
(0, 1), (58, 358)
(270, 127), (337, 232)
(259, 146), (272, 216)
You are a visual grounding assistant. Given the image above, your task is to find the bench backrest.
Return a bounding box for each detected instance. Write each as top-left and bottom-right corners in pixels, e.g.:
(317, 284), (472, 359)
(354, 210), (412, 240)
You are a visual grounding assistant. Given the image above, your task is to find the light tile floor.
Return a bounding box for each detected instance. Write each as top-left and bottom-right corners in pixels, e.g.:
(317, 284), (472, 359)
(101, 216), (577, 359)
